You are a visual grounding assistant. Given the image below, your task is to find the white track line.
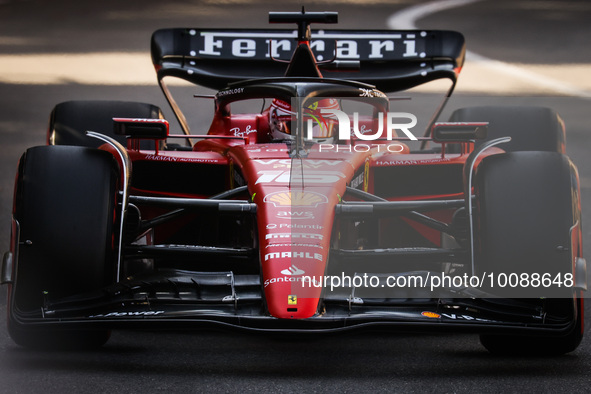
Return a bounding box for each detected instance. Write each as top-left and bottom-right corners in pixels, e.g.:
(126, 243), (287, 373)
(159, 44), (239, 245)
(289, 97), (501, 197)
(387, 0), (482, 30)
(388, 0), (591, 98)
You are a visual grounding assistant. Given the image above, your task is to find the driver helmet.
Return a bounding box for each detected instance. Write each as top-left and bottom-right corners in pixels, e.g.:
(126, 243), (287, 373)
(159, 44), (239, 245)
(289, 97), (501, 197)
(268, 99), (296, 142)
(268, 98), (340, 143)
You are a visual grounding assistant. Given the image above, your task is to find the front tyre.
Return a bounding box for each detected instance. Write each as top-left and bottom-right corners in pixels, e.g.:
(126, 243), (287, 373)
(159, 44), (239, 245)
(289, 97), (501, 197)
(8, 146), (118, 349)
(480, 298), (584, 356)
(474, 151), (583, 355)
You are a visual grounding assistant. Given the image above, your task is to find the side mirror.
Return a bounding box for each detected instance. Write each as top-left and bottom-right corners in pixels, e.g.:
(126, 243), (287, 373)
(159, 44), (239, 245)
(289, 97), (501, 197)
(113, 118), (169, 139)
(432, 122), (487, 142)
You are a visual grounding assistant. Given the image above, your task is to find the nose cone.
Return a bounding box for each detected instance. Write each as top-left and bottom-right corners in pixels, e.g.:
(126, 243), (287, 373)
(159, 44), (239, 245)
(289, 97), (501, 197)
(257, 188), (338, 319)
(244, 154), (359, 319)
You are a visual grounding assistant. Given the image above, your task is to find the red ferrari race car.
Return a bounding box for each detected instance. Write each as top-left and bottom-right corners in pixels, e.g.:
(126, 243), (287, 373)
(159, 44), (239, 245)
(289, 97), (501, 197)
(1, 10), (586, 355)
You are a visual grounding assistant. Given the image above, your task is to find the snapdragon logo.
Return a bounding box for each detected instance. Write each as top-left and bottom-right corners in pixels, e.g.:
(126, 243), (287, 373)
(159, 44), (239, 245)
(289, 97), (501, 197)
(306, 110), (418, 141)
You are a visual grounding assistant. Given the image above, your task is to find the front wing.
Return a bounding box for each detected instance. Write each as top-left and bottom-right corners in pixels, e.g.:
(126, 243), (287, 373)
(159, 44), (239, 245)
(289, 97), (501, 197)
(8, 268), (581, 337)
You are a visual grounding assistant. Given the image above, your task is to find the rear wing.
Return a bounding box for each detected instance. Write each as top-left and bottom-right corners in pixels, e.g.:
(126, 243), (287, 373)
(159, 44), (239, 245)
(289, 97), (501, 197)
(151, 28), (465, 93)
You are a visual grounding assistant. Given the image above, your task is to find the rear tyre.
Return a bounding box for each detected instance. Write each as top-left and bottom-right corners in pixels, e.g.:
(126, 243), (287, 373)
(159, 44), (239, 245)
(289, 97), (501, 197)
(474, 151), (583, 355)
(448, 106), (566, 153)
(48, 100), (164, 149)
(8, 145), (118, 349)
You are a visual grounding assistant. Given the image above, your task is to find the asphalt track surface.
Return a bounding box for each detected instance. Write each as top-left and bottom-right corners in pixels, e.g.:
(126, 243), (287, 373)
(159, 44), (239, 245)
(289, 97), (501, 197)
(1, 0), (591, 392)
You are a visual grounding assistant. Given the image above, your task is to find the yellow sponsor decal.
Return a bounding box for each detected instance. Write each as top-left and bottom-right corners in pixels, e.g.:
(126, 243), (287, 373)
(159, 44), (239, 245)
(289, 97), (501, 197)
(421, 311), (440, 319)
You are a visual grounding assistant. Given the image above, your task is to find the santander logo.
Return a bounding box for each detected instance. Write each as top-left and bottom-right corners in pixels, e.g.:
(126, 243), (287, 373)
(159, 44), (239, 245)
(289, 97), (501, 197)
(280, 265), (305, 276)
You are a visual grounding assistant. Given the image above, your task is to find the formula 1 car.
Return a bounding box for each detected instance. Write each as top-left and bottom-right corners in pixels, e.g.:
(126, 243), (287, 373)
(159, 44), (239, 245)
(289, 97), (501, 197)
(2, 10), (586, 355)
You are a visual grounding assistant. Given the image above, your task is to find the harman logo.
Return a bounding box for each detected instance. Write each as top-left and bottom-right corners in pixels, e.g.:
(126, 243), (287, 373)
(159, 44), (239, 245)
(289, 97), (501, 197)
(264, 191), (328, 207)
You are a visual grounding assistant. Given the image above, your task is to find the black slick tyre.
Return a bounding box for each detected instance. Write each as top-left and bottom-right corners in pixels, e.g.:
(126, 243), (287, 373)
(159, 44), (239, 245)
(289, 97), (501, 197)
(448, 106), (566, 153)
(8, 145), (118, 349)
(48, 100), (164, 149)
(474, 151), (582, 355)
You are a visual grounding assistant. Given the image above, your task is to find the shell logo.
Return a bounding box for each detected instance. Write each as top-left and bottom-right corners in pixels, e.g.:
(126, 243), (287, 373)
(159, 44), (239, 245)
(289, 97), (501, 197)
(264, 191), (328, 207)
